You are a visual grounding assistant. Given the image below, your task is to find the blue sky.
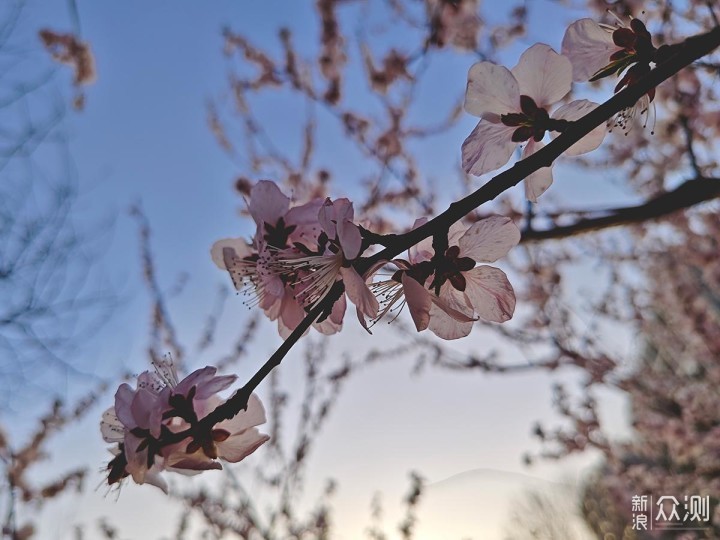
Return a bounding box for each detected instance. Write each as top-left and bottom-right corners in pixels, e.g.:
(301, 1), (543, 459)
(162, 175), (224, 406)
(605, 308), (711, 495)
(1, 1), (642, 537)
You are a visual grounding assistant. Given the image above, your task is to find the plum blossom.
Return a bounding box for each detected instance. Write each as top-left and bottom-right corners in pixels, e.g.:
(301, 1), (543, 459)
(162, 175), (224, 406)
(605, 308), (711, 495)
(213, 182), (379, 337)
(100, 355), (269, 491)
(562, 17), (657, 133)
(462, 43), (606, 201)
(211, 181), (343, 337)
(272, 197), (379, 324)
(165, 393), (270, 471)
(363, 216), (521, 340)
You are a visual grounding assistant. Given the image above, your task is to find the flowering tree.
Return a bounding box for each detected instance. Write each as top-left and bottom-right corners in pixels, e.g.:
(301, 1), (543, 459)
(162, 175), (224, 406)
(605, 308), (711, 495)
(3, 0), (720, 537)
(91, 0), (720, 537)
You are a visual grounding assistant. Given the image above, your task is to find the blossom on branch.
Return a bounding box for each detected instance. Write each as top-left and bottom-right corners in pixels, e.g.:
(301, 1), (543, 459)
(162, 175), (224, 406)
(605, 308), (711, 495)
(562, 16), (657, 133)
(364, 216), (520, 340)
(100, 355), (268, 492)
(212, 180), (378, 337)
(462, 44), (606, 201)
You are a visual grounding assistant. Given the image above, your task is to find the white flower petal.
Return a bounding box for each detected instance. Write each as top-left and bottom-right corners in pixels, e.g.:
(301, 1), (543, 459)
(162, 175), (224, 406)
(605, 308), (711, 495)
(561, 19), (619, 82)
(142, 467), (169, 494)
(464, 265), (516, 323)
(552, 99), (606, 155)
(462, 121), (517, 176)
(458, 216), (520, 262)
(218, 430), (270, 463)
(211, 238), (253, 270)
(522, 140), (553, 202)
(100, 407), (124, 443)
(216, 393), (267, 432)
(464, 62), (520, 117)
(512, 43), (572, 108)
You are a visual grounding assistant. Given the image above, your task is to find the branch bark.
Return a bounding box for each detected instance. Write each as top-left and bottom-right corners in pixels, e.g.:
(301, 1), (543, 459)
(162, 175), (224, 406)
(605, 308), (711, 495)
(521, 177), (720, 242)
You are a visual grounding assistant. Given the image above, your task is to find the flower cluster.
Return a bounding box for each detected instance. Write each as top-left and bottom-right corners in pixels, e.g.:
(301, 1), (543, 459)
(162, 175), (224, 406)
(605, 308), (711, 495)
(562, 15), (658, 133)
(365, 216), (521, 340)
(101, 9), (674, 492)
(101, 355), (269, 492)
(462, 14), (661, 199)
(462, 44), (605, 201)
(212, 181), (522, 341)
(212, 180), (378, 338)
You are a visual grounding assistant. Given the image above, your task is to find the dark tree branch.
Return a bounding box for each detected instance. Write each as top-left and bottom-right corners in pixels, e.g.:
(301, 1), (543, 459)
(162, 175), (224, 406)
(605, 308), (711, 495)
(521, 177), (720, 242)
(163, 25), (720, 443)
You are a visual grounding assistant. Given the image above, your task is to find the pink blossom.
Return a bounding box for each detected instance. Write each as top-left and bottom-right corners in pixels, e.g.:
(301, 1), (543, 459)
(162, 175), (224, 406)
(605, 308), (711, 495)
(364, 216), (520, 340)
(561, 17), (655, 85)
(164, 393), (270, 470)
(462, 43), (606, 201)
(212, 181), (340, 337)
(271, 197), (379, 326)
(211, 180), (322, 312)
(100, 356), (269, 491)
(561, 17), (657, 133)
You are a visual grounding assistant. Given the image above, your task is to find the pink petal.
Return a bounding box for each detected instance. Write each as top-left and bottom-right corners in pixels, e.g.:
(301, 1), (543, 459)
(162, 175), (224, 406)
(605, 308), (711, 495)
(174, 367), (235, 399)
(552, 100), (606, 156)
(166, 453), (222, 472)
(561, 19), (619, 82)
(210, 238), (253, 269)
(173, 366), (216, 396)
(429, 290), (476, 323)
(194, 374), (237, 400)
(341, 266), (379, 319)
(446, 221), (468, 248)
(263, 293), (283, 321)
(279, 292), (306, 333)
(522, 140), (553, 202)
(315, 293), (346, 334)
(511, 43), (571, 108)
(218, 430), (270, 462)
(317, 198), (336, 236)
(286, 199), (324, 247)
(338, 219), (362, 259)
(408, 218), (433, 263)
(427, 286), (474, 340)
(124, 432), (148, 482)
(464, 265), (516, 323)
(216, 393), (268, 432)
(401, 273), (432, 332)
(464, 62), (520, 117)
(318, 197), (355, 238)
(131, 387), (163, 437)
(114, 383), (137, 429)
(263, 274), (285, 299)
(462, 121), (517, 176)
(249, 180), (290, 227)
(458, 215), (520, 262)
(332, 198), (355, 222)
(285, 198), (323, 227)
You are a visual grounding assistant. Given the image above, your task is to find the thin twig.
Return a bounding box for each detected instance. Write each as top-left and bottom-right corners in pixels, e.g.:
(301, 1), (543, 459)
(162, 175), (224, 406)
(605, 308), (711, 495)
(521, 177), (720, 242)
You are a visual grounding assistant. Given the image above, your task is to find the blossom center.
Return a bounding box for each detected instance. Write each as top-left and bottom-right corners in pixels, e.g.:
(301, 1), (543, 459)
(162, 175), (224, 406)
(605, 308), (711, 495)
(263, 217), (296, 249)
(500, 95), (568, 142)
(395, 246), (476, 295)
